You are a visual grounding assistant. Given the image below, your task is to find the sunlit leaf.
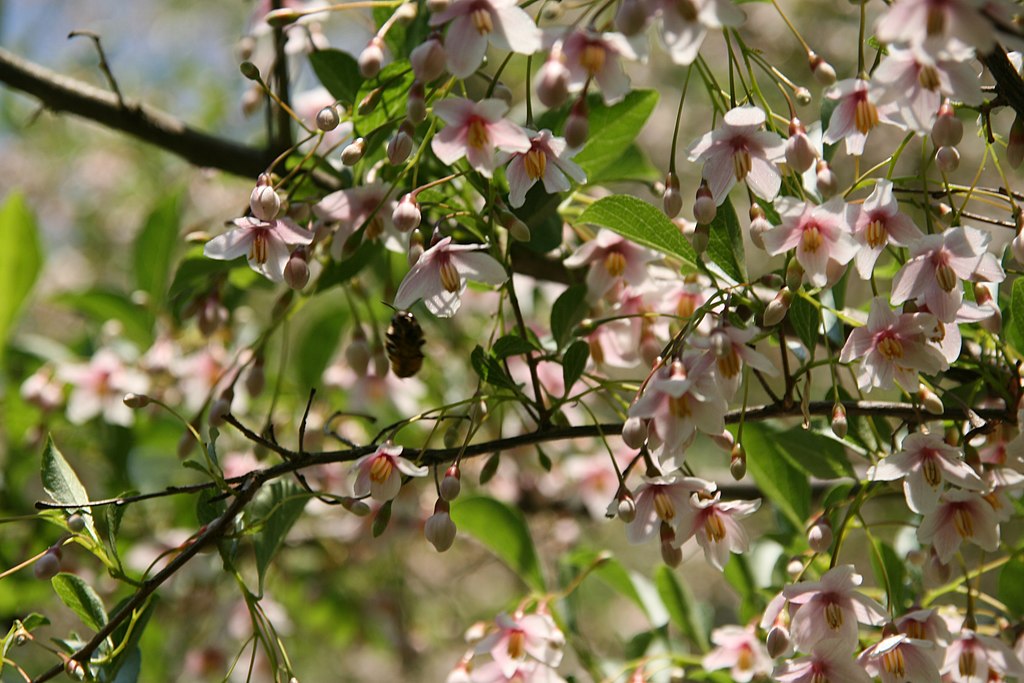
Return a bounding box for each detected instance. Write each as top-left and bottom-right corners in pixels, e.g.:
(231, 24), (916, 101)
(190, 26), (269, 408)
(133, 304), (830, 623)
(354, 61), (414, 136)
(309, 49), (363, 107)
(655, 565), (708, 651)
(52, 573), (107, 632)
(0, 193), (42, 361)
(741, 422), (811, 527)
(253, 481), (310, 593)
(574, 90), (659, 179)
(705, 198), (746, 282)
(562, 340), (589, 392)
(999, 556), (1024, 618)
(451, 496), (545, 592)
(578, 195), (698, 270)
(551, 285), (588, 350)
(133, 191), (181, 306)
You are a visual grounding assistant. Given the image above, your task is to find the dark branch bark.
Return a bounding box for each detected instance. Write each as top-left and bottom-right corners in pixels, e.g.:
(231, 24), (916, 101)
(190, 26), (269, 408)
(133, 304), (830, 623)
(0, 46), (273, 178)
(981, 44), (1024, 120)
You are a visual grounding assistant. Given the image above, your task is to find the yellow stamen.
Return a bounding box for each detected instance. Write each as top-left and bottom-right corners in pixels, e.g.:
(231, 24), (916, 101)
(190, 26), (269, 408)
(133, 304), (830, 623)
(580, 43), (606, 76)
(605, 251), (626, 277)
(471, 7), (493, 34)
(669, 396), (691, 418)
(717, 348), (741, 379)
(366, 215), (384, 241)
(677, 294), (697, 319)
(653, 490), (676, 521)
(984, 491), (1002, 512)
(801, 225), (823, 252)
(877, 336), (904, 360)
(918, 65), (941, 91)
(811, 672), (827, 683)
(703, 513), (726, 542)
(904, 620), (925, 640)
(825, 601), (843, 630)
(733, 149), (751, 181)
(866, 218), (886, 249)
(935, 262), (957, 292)
(524, 148), (547, 180)
(953, 505), (974, 539)
(440, 259), (462, 293)
(926, 7), (946, 36)
(467, 118), (489, 150)
(854, 96), (879, 135)
(959, 650), (976, 678)
(249, 231), (269, 264)
(882, 646), (906, 678)
(507, 630), (526, 659)
(736, 646), (753, 672)
(922, 453), (942, 487)
(369, 455), (394, 483)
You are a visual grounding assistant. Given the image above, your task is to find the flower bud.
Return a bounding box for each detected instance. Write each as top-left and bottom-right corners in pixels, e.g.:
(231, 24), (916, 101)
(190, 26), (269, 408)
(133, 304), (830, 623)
(237, 36), (256, 62)
(246, 357), (266, 396)
(342, 496), (372, 516)
(1008, 115), (1024, 169)
(614, 0), (649, 35)
(393, 194), (421, 232)
(622, 415), (648, 449)
(693, 183), (717, 225)
(660, 538), (682, 568)
(337, 140), (364, 168)
(239, 61), (262, 81)
(785, 118), (817, 173)
(250, 185), (281, 221)
(766, 626), (790, 658)
(65, 659), (86, 681)
(616, 494), (637, 522)
(831, 403), (847, 439)
(794, 87), (812, 106)
(536, 54), (571, 109)
(358, 87), (382, 115)
(387, 123), (414, 165)
(786, 558), (803, 578)
(919, 384), (944, 415)
(786, 258), (804, 291)
(209, 397), (231, 427)
(924, 548), (951, 584)
(502, 212), (531, 242)
(730, 443), (746, 480)
(67, 514), (86, 532)
(710, 429), (735, 451)
(33, 549), (62, 580)
(565, 99), (589, 148)
(316, 105), (340, 132)
(808, 51), (836, 86)
(441, 465), (462, 501)
(408, 230), (425, 266)
(405, 90), (426, 127)
(372, 346), (390, 377)
(345, 328), (371, 376)
(749, 204), (771, 250)
(359, 37), (385, 78)
(411, 35), (446, 83)
(123, 392), (151, 409)
(935, 145), (959, 173)
(815, 160), (837, 197)
(264, 8), (302, 26)
(763, 288), (792, 327)
(662, 173), (682, 218)
(241, 85), (262, 116)
(469, 396), (488, 424)
(284, 249), (310, 290)
(690, 222), (709, 254)
(807, 519), (833, 552)
(426, 500), (457, 552)
(931, 101), (962, 147)
(1012, 231), (1024, 264)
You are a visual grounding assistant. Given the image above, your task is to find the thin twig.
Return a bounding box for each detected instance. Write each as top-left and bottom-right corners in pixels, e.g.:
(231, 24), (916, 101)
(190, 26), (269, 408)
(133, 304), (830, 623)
(67, 31), (124, 107)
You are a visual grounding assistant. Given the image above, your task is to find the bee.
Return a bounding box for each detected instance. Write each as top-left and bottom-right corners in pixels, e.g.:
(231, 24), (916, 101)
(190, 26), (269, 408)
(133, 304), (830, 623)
(385, 309), (425, 378)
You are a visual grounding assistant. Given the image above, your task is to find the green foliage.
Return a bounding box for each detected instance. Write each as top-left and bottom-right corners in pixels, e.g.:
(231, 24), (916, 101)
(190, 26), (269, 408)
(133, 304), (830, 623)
(705, 198), (746, 282)
(654, 565), (709, 652)
(451, 496), (545, 592)
(0, 192), (42, 361)
(1009, 278), (1024, 354)
(573, 90), (659, 181)
(52, 572), (108, 632)
(998, 555), (1024, 618)
(133, 191), (182, 307)
(42, 437), (101, 544)
(561, 340), (589, 392)
(309, 49), (364, 107)
(869, 539), (907, 613)
(578, 195), (698, 270)
(54, 289), (154, 348)
(551, 285), (589, 350)
(741, 422), (812, 527)
(789, 293), (819, 351)
(252, 481), (311, 594)
(354, 61), (415, 136)
(471, 345), (519, 391)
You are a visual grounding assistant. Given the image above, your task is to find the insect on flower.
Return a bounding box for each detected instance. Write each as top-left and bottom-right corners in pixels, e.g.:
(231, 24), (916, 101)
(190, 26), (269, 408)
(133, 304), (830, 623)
(385, 309), (426, 378)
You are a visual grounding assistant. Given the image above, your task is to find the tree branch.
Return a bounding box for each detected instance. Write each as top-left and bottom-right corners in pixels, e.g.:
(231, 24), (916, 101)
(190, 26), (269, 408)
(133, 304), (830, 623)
(0, 46), (273, 178)
(981, 44), (1024, 121)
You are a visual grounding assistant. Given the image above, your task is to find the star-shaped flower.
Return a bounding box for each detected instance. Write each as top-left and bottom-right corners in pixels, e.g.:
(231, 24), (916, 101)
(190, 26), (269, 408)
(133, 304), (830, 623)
(394, 234), (508, 317)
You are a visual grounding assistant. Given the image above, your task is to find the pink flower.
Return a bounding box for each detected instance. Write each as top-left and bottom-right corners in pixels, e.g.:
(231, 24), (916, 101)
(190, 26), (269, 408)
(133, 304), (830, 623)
(653, 0), (745, 65)
(690, 323), (777, 397)
(943, 629), (1024, 683)
(891, 226), (1005, 323)
(429, 0), (541, 78)
(352, 442), (428, 501)
(469, 660), (567, 683)
(687, 105), (785, 205)
(204, 212), (314, 283)
(895, 608), (951, 644)
(917, 489), (1000, 563)
(313, 183), (402, 258)
(505, 129), (585, 208)
(702, 624), (772, 682)
(761, 197), (857, 288)
(57, 348), (151, 427)
(432, 98), (532, 177)
(474, 611), (564, 678)
(394, 235), (508, 317)
(627, 474), (716, 543)
(872, 40), (983, 133)
(848, 179), (924, 279)
(557, 29), (643, 104)
(677, 491), (761, 570)
(822, 79), (904, 156)
(875, 0), (1001, 53)
(564, 229), (661, 301)
(774, 639), (874, 683)
(859, 634), (944, 683)
(868, 431), (984, 513)
(783, 564), (887, 652)
(838, 297), (948, 391)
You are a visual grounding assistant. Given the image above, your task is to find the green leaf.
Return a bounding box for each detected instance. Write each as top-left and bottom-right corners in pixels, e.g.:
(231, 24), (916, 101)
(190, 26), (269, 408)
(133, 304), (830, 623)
(54, 289), (154, 348)
(168, 250), (235, 302)
(574, 90), (659, 180)
(771, 426), (856, 479)
(354, 61), (414, 136)
(578, 195), (698, 270)
(584, 144), (660, 184)
(562, 340), (589, 392)
(105, 596), (155, 683)
(869, 539), (907, 613)
(492, 334), (538, 359)
(789, 294), (819, 351)
(654, 565), (708, 651)
(316, 239), (382, 292)
(722, 554), (762, 623)
(741, 422), (811, 527)
(294, 302), (348, 389)
(705, 198), (746, 282)
(133, 192), (181, 306)
(551, 284), (588, 350)
(470, 346), (519, 391)
(253, 481), (310, 593)
(479, 453), (501, 484)
(563, 549), (668, 627)
(0, 193), (42, 360)
(42, 437), (100, 545)
(372, 500), (393, 537)
(309, 49), (363, 107)
(1010, 278), (1024, 354)
(451, 497), (545, 592)
(52, 573), (107, 632)
(999, 556), (1024, 618)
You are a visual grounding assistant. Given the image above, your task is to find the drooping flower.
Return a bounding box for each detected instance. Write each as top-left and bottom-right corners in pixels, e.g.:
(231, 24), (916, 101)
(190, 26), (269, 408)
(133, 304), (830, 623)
(626, 474), (716, 543)
(839, 297), (948, 391)
(761, 197), (857, 288)
(859, 633), (944, 683)
(57, 348), (151, 427)
(652, 0), (745, 65)
(469, 659), (568, 683)
(205, 203), (314, 282)
(352, 441), (428, 501)
(868, 430), (985, 513)
(702, 624), (773, 682)
(822, 79), (904, 156)
(474, 611), (565, 679)
(875, 0), (1002, 53)
(432, 98), (532, 177)
(557, 29), (644, 104)
(783, 564), (887, 652)
(774, 639), (874, 683)
(504, 129), (585, 208)
(942, 628), (1024, 683)
(895, 608), (951, 645)
(677, 491), (761, 570)
(891, 226), (1006, 323)
(687, 105), (785, 205)
(313, 182), (402, 258)
(917, 489), (1000, 563)
(564, 229), (661, 302)
(690, 323), (777, 397)
(847, 179), (924, 279)
(429, 0), (542, 78)
(394, 234), (508, 317)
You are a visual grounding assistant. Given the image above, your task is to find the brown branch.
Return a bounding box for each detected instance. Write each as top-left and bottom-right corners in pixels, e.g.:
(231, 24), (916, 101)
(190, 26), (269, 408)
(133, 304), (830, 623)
(981, 44), (1024, 121)
(0, 46), (273, 178)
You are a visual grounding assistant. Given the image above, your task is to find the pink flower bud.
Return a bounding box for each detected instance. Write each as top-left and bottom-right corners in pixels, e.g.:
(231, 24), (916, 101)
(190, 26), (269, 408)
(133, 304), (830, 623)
(123, 393), (150, 409)
(316, 105), (340, 132)
(1007, 115), (1024, 169)
(794, 87), (812, 106)
(730, 443), (746, 480)
(815, 160), (837, 197)
(918, 384), (944, 415)
(388, 123), (414, 165)
(34, 548), (62, 580)
(614, 0), (649, 35)
(622, 415), (648, 448)
(693, 183), (717, 224)
(410, 36), (446, 83)
(359, 37), (385, 79)
(808, 51), (836, 85)
(246, 357), (266, 396)
(1012, 231), (1024, 264)
(209, 397), (231, 427)
(923, 548), (951, 584)
(565, 100), (589, 148)
(342, 497), (372, 516)
(284, 249), (310, 290)
(346, 328), (371, 375)
(198, 297), (228, 337)
(407, 81), (427, 124)
(662, 173), (682, 218)
(617, 494), (637, 522)
(440, 465), (462, 501)
(425, 501), (457, 552)
(408, 230), (425, 266)
(710, 429), (735, 451)
(749, 204), (771, 250)
(660, 534), (682, 567)
(935, 145), (959, 173)
(763, 288), (792, 327)
(766, 626), (790, 658)
(393, 194), (421, 232)
(250, 185), (281, 221)
(691, 223), (710, 254)
(807, 519), (833, 552)
(786, 259), (805, 291)
(536, 54), (571, 109)
(831, 403), (847, 439)
(341, 138), (366, 165)
(931, 101), (962, 147)
(785, 118), (817, 172)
